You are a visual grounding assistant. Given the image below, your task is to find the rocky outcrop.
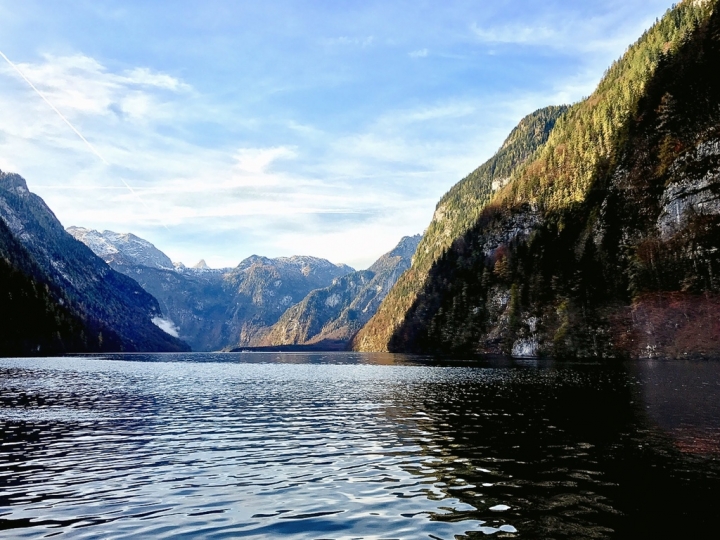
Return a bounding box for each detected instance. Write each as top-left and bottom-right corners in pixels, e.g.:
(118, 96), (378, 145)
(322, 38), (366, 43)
(656, 139), (720, 238)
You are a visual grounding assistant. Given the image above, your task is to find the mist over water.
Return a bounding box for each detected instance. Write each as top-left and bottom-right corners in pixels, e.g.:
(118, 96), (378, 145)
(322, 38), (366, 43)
(1, 353), (719, 539)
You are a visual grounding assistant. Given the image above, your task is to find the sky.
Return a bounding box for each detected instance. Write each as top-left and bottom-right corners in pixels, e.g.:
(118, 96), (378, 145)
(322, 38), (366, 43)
(0, 0), (676, 269)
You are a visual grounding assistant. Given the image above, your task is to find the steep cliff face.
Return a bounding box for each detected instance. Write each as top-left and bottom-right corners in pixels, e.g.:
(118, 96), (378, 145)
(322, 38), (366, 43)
(262, 235), (421, 347)
(371, 0), (720, 359)
(223, 256), (355, 347)
(352, 107), (567, 351)
(70, 227), (355, 351)
(0, 173), (190, 354)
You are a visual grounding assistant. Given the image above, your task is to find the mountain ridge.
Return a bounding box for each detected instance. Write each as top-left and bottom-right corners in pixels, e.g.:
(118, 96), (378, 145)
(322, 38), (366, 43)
(0, 172), (190, 354)
(69, 227), (357, 351)
(261, 234), (421, 348)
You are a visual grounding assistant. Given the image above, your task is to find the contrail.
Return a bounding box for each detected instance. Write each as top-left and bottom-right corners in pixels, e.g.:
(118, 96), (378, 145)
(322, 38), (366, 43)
(0, 50), (167, 229)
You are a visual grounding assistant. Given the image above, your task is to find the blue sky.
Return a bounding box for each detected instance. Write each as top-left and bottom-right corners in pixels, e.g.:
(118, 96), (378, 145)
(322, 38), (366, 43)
(0, 0), (674, 268)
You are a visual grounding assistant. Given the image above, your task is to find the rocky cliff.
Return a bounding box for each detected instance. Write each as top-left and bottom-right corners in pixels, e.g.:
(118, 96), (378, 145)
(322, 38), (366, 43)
(261, 234), (421, 348)
(356, 0), (720, 359)
(352, 106), (567, 351)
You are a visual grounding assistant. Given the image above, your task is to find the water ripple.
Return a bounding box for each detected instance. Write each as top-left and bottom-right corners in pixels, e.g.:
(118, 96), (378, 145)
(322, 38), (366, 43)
(2, 354), (720, 538)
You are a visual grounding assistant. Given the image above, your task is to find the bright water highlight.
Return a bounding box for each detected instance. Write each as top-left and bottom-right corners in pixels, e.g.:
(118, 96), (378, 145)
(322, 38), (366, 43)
(1, 353), (720, 538)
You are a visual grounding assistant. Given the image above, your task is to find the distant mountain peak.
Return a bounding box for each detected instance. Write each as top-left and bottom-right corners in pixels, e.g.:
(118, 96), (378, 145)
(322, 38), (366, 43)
(1, 174), (189, 354)
(0, 171), (30, 197)
(193, 259), (209, 269)
(262, 233), (421, 348)
(67, 227), (174, 270)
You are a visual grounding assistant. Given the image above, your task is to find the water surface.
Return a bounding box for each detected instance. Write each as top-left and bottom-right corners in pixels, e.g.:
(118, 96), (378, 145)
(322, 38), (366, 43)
(1, 353), (719, 539)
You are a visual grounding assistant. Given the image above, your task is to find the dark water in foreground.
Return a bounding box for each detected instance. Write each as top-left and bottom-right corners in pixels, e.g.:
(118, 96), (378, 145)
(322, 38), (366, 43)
(1, 353), (720, 539)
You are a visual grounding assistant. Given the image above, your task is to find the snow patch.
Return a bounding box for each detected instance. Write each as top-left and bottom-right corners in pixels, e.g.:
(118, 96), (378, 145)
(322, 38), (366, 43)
(152, 317), (180, 338)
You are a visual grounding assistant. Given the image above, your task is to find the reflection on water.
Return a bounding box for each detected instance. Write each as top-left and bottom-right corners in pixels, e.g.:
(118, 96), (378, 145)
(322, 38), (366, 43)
(1, 353), (719, 539)
(634, 360), (720, 455)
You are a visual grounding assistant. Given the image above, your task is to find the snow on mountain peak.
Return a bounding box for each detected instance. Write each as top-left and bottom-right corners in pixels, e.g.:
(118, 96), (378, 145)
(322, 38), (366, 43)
(67, 227), (174, 270)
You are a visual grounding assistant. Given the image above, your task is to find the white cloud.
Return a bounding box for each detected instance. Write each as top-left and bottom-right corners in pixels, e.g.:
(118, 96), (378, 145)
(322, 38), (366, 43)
(123, 67), (191, 91)
(234, 146), (296, 174)
(469, 6), (665, 56)
(470, 23), (557, 46)
(0, 53), (190, 123)
(409, 48), (428, 58)
(321, 35), (375, 48)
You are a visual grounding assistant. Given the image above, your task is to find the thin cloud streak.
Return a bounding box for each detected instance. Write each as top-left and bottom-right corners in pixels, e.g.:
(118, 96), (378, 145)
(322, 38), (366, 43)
(0, 50), (168, 229)
(0, 50), (109, 165)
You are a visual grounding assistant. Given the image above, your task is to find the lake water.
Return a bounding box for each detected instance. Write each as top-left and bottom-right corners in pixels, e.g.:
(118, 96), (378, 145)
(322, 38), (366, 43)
(1, 353), (720, 539)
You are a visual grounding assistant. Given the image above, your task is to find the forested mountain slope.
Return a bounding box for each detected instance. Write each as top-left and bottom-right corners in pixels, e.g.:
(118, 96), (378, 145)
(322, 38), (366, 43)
(352, 105), (567, 350)
(0, 216), (96, 356)
(360, 0), (720, 358)
(261, 235), (420, 348)
(0, 172), (189, 354)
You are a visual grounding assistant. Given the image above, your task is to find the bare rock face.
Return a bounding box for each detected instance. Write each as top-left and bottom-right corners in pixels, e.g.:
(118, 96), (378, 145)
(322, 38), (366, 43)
(656, 138), (720, 239)
(261, 235), (422, 348)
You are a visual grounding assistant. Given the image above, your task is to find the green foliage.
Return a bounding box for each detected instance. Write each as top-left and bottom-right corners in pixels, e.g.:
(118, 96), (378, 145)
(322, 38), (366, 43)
(385, 0), (720, 358)
(353, 106), (567, 351)
(498, 0), (713, 210)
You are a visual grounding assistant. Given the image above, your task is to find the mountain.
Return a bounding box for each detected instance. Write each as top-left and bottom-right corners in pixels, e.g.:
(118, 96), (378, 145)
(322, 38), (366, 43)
(68, 227), (355, 351)
(66, 227), (174, 270)
(261, 234), (421, 348)
(354, 0), (720, 359)
(0, 172), (190, 355)
(222, 255), (355, 347)
(352, 106), (567, 351)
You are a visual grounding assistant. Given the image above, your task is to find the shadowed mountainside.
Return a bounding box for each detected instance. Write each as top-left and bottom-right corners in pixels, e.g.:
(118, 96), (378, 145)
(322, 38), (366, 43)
(0, 172), (190, 355)
(358, 0), (720, 359)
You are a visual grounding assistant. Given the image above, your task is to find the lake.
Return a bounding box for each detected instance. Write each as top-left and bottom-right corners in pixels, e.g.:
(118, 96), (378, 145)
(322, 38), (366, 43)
(1, 353), (720, 539)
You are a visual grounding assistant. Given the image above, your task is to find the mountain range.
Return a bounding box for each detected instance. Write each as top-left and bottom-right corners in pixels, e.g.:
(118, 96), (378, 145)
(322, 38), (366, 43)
(67, 228), (419, 351)
(258, 235), (421, 349)
(0, 172), (190, 355)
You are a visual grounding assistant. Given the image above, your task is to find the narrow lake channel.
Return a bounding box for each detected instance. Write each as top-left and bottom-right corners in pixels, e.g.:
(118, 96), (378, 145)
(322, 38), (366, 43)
(1, 353), (719, 539)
